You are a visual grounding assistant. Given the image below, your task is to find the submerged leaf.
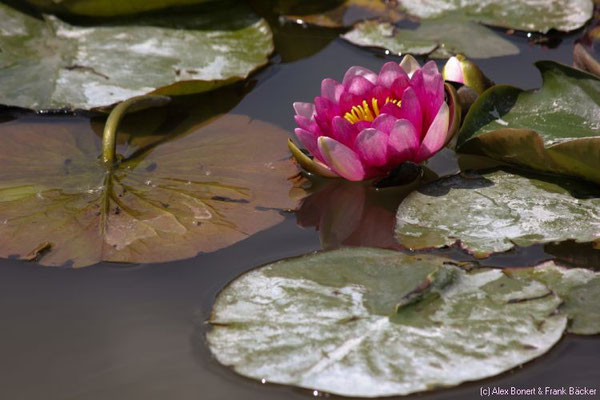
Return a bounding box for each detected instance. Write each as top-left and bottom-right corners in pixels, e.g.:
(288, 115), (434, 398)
(25, 0), (215, 16)
(395, 170), (600, 257)
(0, 2), (273, 110)
(457, 62), (600, 184)
(0, 114), (301, 267)
(284, 0), (405, 28)
(507, 262), (600, 335)
(342, 18), (519, 59)
(207, 247), (566, 397)
(399, 0), (593, 33)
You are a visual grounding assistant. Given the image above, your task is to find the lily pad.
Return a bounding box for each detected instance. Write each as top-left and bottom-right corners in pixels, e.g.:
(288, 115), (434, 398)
(457, 62), (600, 185)
(342, 18), (519, 59)
(399, 0), (593, 33)
(0, 2), (273, 110)
(0, 107), (302, 267)
(24, 0), (214, 16)
(207, 247), (566, 397)
(395, 170), (600, 257)
(506, 262), (600, 335)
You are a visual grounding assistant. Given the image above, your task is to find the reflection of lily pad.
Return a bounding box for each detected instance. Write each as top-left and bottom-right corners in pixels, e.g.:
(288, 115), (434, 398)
(457, 62), (600, 184)
(506, 262), (600, 335)
(0, 113), (301, 267)
(207, 247), (566, 397)
(342, 18), (519, 59)
(395, 170), (600, 257)
(399, 0), (593, 33)
(0, 2), (272, 110)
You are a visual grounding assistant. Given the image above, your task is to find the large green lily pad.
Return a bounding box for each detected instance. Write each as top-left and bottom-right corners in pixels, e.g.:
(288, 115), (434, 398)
(399, 0), (593, 33)
(0, 2), (273, 110)
(0, 114), (301, 267)
(24, 0), (215, 16)
(506, 262), (600, 335)
(207, 247), (566, 397)
(457, 62), (600, 184)
(395, 170), (600, 257)
(342, 18), (519, 59)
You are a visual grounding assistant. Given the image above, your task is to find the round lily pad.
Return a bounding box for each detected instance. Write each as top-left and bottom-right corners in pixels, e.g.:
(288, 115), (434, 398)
(207, 247), (566, 397)
(0, 1), (273, 110)
(395, 170), (600, 257)
(507, 262), (600, 335)
(0, 113), (301, 267)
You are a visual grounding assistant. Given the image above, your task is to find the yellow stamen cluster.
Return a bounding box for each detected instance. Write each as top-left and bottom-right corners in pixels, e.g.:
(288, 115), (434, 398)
(344, 97), (401, 124)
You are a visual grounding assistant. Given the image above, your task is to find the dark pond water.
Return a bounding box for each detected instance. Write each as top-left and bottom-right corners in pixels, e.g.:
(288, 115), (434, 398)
(0, 13), (599, 400)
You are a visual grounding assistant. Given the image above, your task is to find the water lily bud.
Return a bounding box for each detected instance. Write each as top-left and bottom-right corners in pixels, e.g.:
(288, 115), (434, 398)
(442, 54), (492, 94)
(289, 55), (459, 181)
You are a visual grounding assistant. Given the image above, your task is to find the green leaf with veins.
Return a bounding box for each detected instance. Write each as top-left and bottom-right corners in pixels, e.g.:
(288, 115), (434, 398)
(0, 1), (272, 110)
(457, 62), (600, 184)
(506, 262), (600, 335)
(0, 113), (302, 267)
(207, 247), (566, 398)
(342, 18), (519, 59)
(399, 0), (593, 33)
(395, 170), (600, 257)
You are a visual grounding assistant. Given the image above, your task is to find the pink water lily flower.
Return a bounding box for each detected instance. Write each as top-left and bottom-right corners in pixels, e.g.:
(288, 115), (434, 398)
(288, 55), (459, 181)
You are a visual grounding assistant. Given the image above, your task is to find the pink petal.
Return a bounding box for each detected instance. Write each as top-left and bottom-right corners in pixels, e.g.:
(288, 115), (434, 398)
(422, 61), (445, 121)
(354, 121), (372, 133)
(371, 114), (397, 135)
(387, 119), (419, 164)
(372, 85), (392, 106)
(318, 137), (366, 181)
(379, 102), (402, 119)
(294, 115), (320, 134)
(314, 96), (339, 133)
(339, 92), (359, 114)
(377, 62), (408, 89)
(354, 128), (388, 167)
(321, 78), (344, 103)
(293, 102), (315, 118)
(443, 56), (464, 84)
(399, 54), (420, 78)
(343, 66), (378, 85)
(390, 75), (410, 99)
(397, 87), (423, 140)
(295, 128), (322, 161)
(332, 116), (358, 147)
(347, 75), (375, 97)
(414, 102), (450, 163)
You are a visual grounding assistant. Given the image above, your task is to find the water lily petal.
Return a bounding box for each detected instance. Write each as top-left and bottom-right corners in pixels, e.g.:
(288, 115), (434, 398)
(293, 102), (314, 118)
(371, 114), (397, 135)
(318, 137), (366, 181)
(288, 139), (338, 178)
(390, 75), (410, 100)
(377, 62), (409, 89)
(321, 78), (344, 103)
(355, 128), (388, 167)
(415, 102), (450, 163)
(347, 75), (375, 97)
(294, 115), (320, 135)
(379, 103), (402, 120)
(314, 96), (339, 132)
(388, 119), (419, 163)
(398, 87), (423, 140)
(343, 66), (378, 85)
(332, 116), (358, 146)
(400, 54), (421, 78)
(295, 128), (323, 161)
(422, 60), (445, 122)
(443, 56), (464, 84)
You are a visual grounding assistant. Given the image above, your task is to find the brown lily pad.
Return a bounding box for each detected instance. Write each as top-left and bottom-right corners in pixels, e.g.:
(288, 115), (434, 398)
(0, 113), (302, 267)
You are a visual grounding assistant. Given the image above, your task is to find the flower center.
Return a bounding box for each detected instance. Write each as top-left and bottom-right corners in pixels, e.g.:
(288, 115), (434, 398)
(343, 97), (401, 124)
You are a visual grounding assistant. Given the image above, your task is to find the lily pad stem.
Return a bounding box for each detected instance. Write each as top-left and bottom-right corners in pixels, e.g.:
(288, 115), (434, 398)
(102, 95), (171, 169)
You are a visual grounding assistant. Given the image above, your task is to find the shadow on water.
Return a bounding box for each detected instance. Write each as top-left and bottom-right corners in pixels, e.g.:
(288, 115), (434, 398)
(0, 9), (599, 400)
